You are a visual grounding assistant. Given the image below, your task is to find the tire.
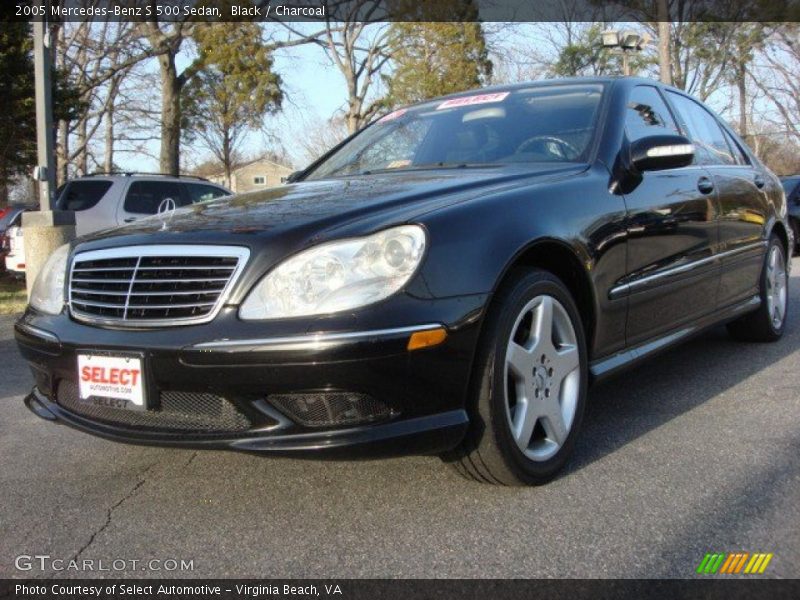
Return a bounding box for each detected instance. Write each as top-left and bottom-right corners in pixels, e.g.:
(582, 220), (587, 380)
(446, 268), (588, 485)
(791, 218), (800, 256)
(727, 233), (788, 343)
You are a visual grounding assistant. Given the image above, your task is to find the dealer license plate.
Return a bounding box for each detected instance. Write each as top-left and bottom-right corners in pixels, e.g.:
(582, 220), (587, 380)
(77, 354), (146, 411)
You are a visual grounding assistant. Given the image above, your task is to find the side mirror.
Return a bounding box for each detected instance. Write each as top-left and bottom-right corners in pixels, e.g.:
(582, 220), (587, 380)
(629, 134), (694, 173)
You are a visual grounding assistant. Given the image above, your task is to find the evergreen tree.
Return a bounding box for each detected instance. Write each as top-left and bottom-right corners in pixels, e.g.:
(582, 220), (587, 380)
(385, 1), (492, 106)
(182, 22), (283, 187)
(0, 23), (35, 204)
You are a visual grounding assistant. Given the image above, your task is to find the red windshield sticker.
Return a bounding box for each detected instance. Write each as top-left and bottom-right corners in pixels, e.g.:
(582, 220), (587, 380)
(378, 108), (407, 123)
(436, 92), (510, 110)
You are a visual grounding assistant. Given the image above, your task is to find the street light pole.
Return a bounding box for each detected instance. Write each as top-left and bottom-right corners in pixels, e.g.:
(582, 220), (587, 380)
(23, 0), (75, 297)
(33, 17), (55, 210)
(601, 29), (649, 78)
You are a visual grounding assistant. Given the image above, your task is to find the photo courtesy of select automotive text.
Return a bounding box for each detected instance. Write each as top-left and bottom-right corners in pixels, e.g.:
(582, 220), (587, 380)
(1, 0), (800, 597)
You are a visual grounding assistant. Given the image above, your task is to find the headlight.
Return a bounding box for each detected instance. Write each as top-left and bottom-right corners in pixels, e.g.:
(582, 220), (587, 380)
(29, 243), (71, 315)
(240, 225), (426, 320)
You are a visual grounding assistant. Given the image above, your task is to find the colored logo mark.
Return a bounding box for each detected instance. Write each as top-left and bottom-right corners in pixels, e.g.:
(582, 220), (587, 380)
(696, 552), (773, 575)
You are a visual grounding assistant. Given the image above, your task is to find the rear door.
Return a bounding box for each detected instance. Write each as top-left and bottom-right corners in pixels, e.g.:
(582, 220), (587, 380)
(665, 91), (769, 308)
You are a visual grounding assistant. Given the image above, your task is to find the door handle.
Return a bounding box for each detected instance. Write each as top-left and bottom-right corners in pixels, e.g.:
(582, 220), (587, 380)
(754, 174), (765, 189)
(124, 218), (138, 223)
(697, 176), (715, 194)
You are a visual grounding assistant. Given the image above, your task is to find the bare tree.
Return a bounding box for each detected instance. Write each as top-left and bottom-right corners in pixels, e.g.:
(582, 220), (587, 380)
(749, 24), (800, 143)
(137, 14), (331, 175)
(282, 1), (392, 134)
(53, 18), (150, 181)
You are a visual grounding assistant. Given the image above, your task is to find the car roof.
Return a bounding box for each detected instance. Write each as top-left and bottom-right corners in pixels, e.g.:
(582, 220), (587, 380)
(72, 173), (217, 183)
(397, 76), (700, 117)
(426, 75), (700, 105)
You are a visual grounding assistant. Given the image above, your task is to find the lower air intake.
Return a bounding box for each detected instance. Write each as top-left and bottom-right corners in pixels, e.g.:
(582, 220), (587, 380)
(268, 392), (395, 428)
(56, 380), (252, 433)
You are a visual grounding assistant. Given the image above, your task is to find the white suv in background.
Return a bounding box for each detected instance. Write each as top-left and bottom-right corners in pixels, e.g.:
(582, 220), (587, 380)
(57, 173), (232, 236)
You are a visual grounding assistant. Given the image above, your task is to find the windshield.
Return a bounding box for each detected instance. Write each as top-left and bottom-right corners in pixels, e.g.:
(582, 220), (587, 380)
(781, 177), (799, 194)
(306, 83), (605, 180)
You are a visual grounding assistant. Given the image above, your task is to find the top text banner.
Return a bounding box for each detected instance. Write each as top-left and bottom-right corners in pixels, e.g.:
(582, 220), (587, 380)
(3, 0), (799, 23)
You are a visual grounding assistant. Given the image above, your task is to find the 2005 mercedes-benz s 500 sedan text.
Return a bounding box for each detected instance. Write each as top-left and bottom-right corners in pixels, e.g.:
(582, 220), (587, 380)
(16, 78), (793, 485)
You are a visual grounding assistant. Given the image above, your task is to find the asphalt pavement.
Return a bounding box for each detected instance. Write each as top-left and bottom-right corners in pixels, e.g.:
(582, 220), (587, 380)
(1, 259), (798, 579)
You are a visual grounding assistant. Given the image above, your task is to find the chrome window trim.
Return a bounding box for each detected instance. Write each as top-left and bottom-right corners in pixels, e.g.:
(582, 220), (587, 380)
(610, 241), (767, 298)
(192, 323), (444, 352)
(68, 244), (250, 328)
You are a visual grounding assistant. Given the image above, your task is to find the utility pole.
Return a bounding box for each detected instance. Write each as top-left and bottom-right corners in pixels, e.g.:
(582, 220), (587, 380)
(33, 17), (55, 210)
(23, 0), (75, 297)
(657, 0), (672, 84)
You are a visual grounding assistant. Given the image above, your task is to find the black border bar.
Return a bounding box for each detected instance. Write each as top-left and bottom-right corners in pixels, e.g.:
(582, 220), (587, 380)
(3, 0), (800, 23)
(3, 579), (800, 600)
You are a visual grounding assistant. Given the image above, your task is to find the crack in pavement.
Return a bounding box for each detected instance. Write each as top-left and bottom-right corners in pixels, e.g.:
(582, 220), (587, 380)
(52, 460), (161, 577)
(183, 451), (199, 469)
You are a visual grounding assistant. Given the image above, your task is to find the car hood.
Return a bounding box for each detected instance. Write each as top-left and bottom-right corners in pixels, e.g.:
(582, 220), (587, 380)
(77, 164), (587, 251)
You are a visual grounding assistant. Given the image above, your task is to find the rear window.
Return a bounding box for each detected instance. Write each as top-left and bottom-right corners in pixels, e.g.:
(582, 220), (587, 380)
(57, 181), (113, 211)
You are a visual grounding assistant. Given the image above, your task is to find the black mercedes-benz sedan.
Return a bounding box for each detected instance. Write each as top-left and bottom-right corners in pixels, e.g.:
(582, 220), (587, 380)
(16, 77), (792, 485)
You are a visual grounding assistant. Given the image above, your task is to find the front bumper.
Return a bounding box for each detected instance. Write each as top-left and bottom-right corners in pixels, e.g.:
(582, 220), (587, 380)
(15, 295), (485, 458)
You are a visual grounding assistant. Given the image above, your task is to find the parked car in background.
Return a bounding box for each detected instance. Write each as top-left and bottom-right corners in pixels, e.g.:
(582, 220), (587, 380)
(781, 175), (800, 254)
(2, 209), (28, 277)
(16, 77), (793, 485)
(0, 205), (27, 238)
(57, 173), (232, 237)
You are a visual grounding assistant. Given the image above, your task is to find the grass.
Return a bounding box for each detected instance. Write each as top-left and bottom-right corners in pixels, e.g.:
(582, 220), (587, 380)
(0, 273), (27, 315)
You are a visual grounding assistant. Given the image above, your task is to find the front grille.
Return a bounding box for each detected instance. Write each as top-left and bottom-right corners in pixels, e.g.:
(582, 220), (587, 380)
(56, 380), (252, 433)
(68, 245), (249, 326)
(269, 392), (396, 428)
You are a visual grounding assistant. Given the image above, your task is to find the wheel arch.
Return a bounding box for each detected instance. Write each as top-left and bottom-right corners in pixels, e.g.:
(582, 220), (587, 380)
(486, 238), (596, 352)
(771, 220), (790, 256)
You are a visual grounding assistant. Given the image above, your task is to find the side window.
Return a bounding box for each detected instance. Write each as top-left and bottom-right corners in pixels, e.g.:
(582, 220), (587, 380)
(186, 183), (229, 203)
(666, 92), (736, 166)
(625, 85), (679, 142)
(721, 127), (750, 165)
(123, 181), (186, 215)
(358, 119), (433, 171)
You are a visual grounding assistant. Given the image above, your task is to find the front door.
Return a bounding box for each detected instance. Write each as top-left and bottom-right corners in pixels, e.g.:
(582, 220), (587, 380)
(619, 85), (720, 347)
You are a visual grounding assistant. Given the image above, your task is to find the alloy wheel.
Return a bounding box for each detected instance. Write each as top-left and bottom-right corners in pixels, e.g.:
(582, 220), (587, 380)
(766, 244), (788, 329)
(504, 295), (581, 462)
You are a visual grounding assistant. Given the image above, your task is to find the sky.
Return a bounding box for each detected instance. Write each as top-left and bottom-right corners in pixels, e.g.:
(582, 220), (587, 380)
(122, 35), (354, 173)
